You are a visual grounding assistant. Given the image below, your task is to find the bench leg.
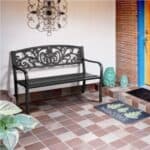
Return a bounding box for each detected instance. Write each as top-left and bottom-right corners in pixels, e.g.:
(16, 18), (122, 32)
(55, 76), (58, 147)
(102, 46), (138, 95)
(82, 80), (86, 93)
(25, 87), (30, 114)
(14, 83), (19, 105)
(99, 79), (102, 102)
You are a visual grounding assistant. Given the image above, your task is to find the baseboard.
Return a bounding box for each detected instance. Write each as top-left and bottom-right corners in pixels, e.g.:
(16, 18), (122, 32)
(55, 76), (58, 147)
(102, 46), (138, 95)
(0, 90), (9, 100)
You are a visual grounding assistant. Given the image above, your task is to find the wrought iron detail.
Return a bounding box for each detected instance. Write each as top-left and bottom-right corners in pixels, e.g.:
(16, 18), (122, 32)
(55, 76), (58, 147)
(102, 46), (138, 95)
(12, 46), (82, 69)
(27, 0), (67, 36)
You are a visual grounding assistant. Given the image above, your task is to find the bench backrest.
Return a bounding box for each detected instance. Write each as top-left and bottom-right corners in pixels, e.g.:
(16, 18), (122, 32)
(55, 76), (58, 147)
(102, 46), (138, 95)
(11, 45), (84, 69)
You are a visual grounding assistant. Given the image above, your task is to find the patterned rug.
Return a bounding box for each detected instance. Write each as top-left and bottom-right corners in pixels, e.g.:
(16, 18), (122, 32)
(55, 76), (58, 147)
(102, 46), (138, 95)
(95, 100), (150, 124)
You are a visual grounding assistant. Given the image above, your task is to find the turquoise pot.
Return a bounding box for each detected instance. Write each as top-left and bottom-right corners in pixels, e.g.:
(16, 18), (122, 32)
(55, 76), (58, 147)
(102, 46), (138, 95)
(120, 75), (128, 88)
(103, 67), (116, 87)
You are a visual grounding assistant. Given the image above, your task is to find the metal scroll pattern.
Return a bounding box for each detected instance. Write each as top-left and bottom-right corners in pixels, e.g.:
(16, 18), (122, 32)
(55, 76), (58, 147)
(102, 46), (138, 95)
(27, 0), (67, 36)
(14, 47), (82, 69)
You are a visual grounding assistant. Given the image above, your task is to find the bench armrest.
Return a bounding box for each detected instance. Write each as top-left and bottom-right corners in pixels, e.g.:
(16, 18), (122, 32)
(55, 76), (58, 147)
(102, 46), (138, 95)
(13, 65), (29, 82)
(83, 58), (103, 78)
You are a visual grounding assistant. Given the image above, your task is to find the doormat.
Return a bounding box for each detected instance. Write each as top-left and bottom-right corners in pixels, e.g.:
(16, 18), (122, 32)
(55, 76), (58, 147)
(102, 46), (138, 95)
(95, 100), (150, 124)
(127, 88), (150, 102)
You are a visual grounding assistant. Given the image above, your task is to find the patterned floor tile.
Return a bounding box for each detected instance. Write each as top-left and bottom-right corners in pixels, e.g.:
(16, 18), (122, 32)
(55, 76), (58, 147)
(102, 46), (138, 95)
(16, 91), (150, 150)
(88, 138), (106, 148)
(66, 138), (83, 147)
(24, 142), (45, 150)
(131, 140), (149, 149)
(48, 142), (70, 150)
(19, 135), (39, 147)
(43, 136), (61, 147)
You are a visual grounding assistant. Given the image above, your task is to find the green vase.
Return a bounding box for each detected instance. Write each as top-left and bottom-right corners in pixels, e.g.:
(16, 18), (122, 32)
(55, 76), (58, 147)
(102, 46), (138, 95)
(103, 67), (116, 87)
(120, 75), (128, 88)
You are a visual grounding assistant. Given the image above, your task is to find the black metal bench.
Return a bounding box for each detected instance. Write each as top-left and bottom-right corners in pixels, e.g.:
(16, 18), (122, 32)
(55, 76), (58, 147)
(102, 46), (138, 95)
(11, 45), (103, 113)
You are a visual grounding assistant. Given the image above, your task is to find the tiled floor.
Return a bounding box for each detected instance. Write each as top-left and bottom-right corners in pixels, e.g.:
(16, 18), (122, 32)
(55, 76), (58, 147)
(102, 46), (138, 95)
(16, 92), (150, 150)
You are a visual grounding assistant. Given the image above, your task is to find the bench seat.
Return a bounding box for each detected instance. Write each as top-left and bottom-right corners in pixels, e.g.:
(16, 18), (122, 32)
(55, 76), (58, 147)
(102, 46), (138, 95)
(18, 73), (99, 88)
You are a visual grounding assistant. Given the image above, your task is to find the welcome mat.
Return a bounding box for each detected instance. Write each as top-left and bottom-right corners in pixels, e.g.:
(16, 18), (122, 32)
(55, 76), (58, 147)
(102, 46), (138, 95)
(95, 100), (150, 124)
(127, 88), (150, 102)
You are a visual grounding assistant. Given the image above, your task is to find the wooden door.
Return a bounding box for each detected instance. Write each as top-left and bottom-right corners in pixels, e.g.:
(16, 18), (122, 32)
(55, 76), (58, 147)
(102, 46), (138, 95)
(145, 0), (150, 85)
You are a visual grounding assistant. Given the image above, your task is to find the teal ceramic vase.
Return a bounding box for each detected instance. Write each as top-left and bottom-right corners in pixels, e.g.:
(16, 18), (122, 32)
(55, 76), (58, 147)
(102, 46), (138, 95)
(120, 75), (128, 88)
(103, 67), (116, 87)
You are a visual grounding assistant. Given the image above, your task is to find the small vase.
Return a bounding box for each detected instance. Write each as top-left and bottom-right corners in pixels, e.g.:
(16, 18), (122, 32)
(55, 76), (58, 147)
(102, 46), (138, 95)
(103, 67), (116, 87)
(120, 75), (128, 88)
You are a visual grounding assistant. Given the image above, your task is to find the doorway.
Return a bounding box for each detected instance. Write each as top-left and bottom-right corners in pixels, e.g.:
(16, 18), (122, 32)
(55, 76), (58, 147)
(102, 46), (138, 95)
(145, 0), (150, 85)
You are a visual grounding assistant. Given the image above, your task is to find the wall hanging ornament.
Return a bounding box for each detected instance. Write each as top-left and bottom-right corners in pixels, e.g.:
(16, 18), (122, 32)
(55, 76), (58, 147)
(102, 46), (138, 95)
(27, 0), (67, 36)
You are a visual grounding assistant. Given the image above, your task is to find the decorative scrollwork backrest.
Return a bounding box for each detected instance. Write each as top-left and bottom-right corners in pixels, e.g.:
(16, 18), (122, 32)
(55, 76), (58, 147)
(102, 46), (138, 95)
(11, 45), (84, 69)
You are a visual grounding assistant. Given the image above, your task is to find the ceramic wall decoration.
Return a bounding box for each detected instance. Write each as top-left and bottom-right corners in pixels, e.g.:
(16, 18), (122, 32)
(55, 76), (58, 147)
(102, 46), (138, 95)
(103, 67), (116, 87)
(120, 75), (128, 88)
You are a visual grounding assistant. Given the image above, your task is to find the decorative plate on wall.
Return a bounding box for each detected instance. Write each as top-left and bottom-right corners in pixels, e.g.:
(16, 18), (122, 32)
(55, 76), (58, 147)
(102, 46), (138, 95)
(27, 0), (67, 36)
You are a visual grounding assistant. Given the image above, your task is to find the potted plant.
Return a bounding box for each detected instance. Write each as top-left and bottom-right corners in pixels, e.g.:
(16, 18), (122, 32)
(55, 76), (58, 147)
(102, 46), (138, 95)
(0, 100), (39, 150)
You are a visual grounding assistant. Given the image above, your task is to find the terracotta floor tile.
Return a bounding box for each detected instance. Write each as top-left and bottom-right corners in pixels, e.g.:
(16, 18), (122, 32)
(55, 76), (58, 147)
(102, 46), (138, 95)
(20, 132), (33, 139)
(66, 124), (81, 131)
(133, 130), (150, 138)
(131, 140), (149, 149)
(72, 128), (89, 136)
(66, 138), (83, 147)
(70, 115), (87, 122)
(60, 119), (75, 127)
(36, 115), (50, 122)
(24, 142), (45, 150)
(19, 136), (39, 147)
(32, 126), (49, 135)
(73, 143), (94, 150)
(93, 129), (107, 137)
(88, 138), (106, 148)
(43, 136), (61, 146)
(86, 124), (102, 132)
(35, 130), (54, 141)
(110, 139), (127, 148)
(48, 142), (70, 150)
(97, 144), (115, 150)
(144, 118), (150, 125)
(52, 127), (68, 135)
(121, 135), (137, 143)
(104, 125), (120, 132)
(125, 126), (139, 133)
(54, 115), (69, 122)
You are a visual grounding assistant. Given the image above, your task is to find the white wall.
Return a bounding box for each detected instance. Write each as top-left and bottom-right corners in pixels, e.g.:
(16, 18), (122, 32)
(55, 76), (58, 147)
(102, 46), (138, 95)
(0, 0), (116, 93)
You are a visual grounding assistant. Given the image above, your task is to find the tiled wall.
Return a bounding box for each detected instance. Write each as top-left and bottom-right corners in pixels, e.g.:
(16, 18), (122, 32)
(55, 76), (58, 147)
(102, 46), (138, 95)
(116, 0), (138, 85)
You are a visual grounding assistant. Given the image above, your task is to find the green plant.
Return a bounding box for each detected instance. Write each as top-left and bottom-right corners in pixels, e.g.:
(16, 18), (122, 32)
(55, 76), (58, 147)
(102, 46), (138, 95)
(0, 101), (39, 150)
